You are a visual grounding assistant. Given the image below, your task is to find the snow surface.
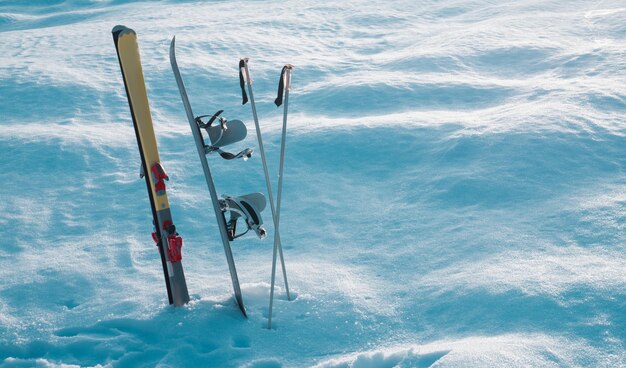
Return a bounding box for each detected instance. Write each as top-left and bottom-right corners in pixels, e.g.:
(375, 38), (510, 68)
(1, 0), (626, 366)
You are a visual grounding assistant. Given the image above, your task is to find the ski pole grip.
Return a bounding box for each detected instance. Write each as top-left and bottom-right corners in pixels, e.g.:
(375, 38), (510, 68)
(284, 64), (293, 91)
(274, 64), (293, 107)
(239, 59), (249, 105)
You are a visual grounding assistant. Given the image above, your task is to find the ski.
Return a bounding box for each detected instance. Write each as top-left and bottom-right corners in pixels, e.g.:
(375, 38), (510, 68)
(170, 36), (267, 317)
(112, 25), (190, 306)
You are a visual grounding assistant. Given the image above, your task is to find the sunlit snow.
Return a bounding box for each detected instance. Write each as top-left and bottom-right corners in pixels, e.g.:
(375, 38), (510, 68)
(1, 0), (625, 367)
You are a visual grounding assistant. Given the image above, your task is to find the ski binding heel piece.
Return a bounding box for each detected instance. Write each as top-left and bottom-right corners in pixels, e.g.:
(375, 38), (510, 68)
(219, 193), (267, 240)
(162, 220), (183, 263)
(167, 234), (183, 263)
(151, 221), (183, 263)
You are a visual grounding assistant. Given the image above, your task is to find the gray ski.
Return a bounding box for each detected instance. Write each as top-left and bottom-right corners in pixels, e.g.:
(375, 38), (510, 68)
(170, 37), (260, 317)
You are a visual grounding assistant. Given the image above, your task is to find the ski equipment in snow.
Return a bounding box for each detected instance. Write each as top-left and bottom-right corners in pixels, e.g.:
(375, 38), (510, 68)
(220, 193), (267, 241)
(239, 58), (291, 300)
(112, 25), (190, 306)
(268, 64), (294, 329)
(239, 59), (292, 328)
(170, 36), (268, 317)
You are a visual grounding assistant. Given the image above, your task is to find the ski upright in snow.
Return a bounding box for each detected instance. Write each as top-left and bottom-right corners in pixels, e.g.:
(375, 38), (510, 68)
(170, 36), (268, 317)
(112, 25), (190, 306)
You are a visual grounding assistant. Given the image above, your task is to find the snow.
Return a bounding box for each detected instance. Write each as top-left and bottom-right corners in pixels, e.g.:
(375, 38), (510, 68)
(1, 0), (626, 366)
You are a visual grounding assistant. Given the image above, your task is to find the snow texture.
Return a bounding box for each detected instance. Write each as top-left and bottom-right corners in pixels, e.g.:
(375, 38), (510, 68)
(1, 0), (626, 367)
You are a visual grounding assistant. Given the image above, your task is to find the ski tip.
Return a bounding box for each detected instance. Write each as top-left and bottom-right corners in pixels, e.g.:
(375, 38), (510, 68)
(170, 36), (177, 52)
(112, 25), (135, 37)
(169, 36), (176, 60)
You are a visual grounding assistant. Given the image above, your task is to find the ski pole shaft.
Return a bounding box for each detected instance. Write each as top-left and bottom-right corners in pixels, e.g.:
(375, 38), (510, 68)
(240, 59), (292, 311)
(268, 64), (293, 329)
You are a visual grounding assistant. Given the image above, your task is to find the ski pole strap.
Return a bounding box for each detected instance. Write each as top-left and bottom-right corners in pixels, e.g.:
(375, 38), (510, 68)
(274, 65), (287, 107)
(239, 59), (248, 105)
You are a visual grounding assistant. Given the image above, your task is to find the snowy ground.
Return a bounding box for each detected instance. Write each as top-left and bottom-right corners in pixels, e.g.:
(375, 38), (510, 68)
(1, 0), (626, 367)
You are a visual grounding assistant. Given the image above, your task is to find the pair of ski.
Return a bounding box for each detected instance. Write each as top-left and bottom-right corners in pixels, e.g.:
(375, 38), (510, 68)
(170, 37), (293, 328)
(113, 25), (291, 326)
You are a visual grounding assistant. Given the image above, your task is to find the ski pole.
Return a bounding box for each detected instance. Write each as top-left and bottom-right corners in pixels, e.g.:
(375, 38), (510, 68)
(268, 64), (293, 329)
(239, 59), (292, 308)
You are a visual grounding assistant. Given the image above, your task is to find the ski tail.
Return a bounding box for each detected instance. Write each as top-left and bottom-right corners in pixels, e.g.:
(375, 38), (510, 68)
(113, 25), (190, 306)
